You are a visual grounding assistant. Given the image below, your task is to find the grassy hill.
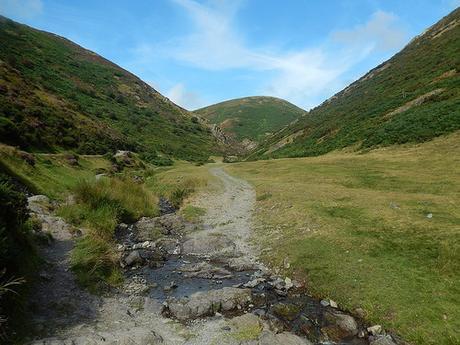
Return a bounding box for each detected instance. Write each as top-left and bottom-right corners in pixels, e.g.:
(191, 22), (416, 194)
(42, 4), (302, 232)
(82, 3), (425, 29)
(195, 96), (306, 144)
(248, 8), (460, 160)
(0, 16), (217, 163)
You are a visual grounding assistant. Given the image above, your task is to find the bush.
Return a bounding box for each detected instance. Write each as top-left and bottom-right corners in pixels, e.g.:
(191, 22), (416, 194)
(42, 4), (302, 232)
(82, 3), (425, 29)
(0, 175), (38, 339)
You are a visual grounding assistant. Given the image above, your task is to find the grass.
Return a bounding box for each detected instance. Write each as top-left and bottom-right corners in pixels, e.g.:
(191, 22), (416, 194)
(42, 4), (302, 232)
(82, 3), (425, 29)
(0, 144), (110, 198)
(226, 131), (460, 345)
(181, 205), (206, 223)
(58, 177), (158, 290)
(230, 323), (263, 341)
(146, 160), (216, 207)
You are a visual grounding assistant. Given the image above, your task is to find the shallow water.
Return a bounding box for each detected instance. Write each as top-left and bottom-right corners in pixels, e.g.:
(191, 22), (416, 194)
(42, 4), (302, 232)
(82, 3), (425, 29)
(127, 252), (367, 345)
(131, 255), (255, 301)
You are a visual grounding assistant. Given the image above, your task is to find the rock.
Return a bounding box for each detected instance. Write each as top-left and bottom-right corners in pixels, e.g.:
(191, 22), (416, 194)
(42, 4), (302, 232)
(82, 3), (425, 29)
(329, 299), (338, 308)
(320, 299), (330, 307)
(163, 281), (178, 292)
(272, 302), (301, 321)
(258, 330), (312, 345)
(370, 335), (398, 345)
(354, 307), (366, 318)
(244, 278), (265, 288)
(165, 287), (252, 321)
(283, 257), (291, 269)
(123, 276), (150, 295)
(367, 325), (383, 336)
(270, 277), (285, 290)
(155, 238), (180, 255)
(322, 311), (358, 340)
(28, 195), (51, 214)
(275, 289), (288, 297)
(181, 232), (236, 257)
(134, 214), (188, 241)
(228, 313), (262, 331)
(180, 262), (233, 279)
(226, 257), (258, 271)
(284, 277), (294, 290)
(124, 250), (143, 267)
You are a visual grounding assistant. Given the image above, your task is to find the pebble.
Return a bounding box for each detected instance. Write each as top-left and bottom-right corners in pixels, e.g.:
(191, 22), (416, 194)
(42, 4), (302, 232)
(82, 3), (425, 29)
(367, 325), (383, 335)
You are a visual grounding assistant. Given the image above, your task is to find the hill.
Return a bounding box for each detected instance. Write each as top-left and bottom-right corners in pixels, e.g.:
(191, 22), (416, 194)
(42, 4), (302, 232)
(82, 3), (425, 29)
(248, 8), (460, 160)
(195, 96), (306, 149)
(0, 16), (217, 163)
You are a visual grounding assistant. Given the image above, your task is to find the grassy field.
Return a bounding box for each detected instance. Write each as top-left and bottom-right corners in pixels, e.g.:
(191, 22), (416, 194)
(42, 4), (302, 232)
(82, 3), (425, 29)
(225, 132), (460, 345)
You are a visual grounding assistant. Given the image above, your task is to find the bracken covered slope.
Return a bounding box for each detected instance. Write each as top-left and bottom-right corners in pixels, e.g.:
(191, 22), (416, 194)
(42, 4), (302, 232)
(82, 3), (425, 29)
(195, 96), (306, 145)
(0, 16), (217, 162)
(248, 8), (460, 160)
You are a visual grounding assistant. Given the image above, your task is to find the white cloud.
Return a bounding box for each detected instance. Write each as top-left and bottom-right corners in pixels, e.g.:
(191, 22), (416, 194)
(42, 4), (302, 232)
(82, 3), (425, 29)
(166, 83), (206, 110)
(0, 0), (43, 18)
(332, 10), (407, 52)
(134, 0), (408, 109)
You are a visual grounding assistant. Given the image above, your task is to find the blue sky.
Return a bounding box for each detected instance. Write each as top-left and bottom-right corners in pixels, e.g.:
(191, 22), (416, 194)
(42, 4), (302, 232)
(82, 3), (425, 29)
(1, 0), (459, 110)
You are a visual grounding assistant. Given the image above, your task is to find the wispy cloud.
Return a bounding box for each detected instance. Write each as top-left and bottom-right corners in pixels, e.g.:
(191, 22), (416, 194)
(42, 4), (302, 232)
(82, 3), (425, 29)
(332, 10), (408, 52)
(0, 0), (43, 18)
(166, 83), (206, 110)
(135, 0), (408, 109)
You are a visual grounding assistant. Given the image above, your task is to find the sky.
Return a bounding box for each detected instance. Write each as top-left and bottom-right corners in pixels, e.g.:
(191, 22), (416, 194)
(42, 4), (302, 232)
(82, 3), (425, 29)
(0, 0), (459, 110)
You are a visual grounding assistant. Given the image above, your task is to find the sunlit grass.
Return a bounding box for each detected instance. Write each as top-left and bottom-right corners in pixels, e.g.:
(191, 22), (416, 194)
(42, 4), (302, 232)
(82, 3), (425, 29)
(226, 132), (460, 345)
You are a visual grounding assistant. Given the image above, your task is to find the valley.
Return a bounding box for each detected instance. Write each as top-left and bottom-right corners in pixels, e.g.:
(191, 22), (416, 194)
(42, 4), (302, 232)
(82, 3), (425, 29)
(0, 6), (459, 345)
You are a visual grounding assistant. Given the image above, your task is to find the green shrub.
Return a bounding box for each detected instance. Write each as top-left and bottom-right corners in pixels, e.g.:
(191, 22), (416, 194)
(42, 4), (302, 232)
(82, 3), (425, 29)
(0, 175), (38, 339)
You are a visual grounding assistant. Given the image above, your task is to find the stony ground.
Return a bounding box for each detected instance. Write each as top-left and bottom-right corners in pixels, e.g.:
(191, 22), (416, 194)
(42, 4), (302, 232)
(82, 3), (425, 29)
(27, 168), (395, 345)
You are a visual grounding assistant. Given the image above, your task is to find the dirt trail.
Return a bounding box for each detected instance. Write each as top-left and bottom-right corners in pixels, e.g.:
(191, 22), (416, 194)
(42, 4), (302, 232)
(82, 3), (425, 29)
(28, 167), (265, 345)
(27, 168), (373, 345)
(195, 167), (259, 261)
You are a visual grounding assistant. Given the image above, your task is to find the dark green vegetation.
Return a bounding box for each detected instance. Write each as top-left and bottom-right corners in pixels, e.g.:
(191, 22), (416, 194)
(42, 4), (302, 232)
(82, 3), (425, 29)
(0, 173), (39, 339)
(249, 8), (460, 159)
(0, 16), (217, 163)
(196, 96), (306, 143)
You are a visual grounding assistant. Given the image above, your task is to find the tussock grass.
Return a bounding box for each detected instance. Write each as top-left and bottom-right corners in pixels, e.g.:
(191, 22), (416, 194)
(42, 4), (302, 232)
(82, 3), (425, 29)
(59, 177), (158, 290)
(227, 132), (460, 345)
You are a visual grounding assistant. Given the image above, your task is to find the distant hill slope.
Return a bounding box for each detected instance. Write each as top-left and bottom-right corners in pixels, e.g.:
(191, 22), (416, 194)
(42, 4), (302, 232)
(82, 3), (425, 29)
(195, 96), (306, 145)
(248, 8), (460, 160)
(0, 16), (216, 162)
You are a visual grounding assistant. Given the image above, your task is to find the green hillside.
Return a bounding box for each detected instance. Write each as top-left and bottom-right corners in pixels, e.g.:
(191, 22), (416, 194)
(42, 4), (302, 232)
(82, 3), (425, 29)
(195, 96), (306, 143)
(248, 8), (460, 160)
(0, 16), (216, 163)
